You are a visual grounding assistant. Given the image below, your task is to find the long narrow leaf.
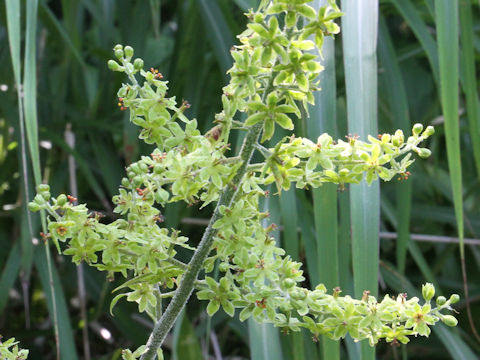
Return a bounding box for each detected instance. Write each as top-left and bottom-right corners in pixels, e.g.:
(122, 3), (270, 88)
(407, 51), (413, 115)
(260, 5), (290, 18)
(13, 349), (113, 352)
(197, 0), (234, 80)
(23, 0), (41, 184)
(378, 16), (412, 274)
(435, 0), (480, 342)
(5, 0), (36, 287)
(459, 0), (480, 178)
(387, 0), (439, 84)
(435, 0), (463, 269)
(35, 250), (78, 360)
(309, 1), (340, 356)
(342, 2), (379, 360)
(23, 1), (63, 356)
(0, 241), (22, 313)
(174, 313), (203, 360)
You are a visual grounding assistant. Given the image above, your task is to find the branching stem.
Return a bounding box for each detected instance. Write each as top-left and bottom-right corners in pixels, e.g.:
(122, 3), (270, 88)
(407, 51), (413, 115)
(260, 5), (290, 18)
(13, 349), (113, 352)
(139, 120), (264, 359)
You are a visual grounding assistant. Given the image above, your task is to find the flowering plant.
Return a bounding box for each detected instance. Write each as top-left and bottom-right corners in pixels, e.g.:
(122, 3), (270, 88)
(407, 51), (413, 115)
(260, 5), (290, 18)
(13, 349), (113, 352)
(27, 0), (458, 359)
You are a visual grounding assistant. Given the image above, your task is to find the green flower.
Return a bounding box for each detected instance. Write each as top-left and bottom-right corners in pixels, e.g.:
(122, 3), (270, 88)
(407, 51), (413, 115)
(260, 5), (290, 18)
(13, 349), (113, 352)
(405, 303), (437, 336)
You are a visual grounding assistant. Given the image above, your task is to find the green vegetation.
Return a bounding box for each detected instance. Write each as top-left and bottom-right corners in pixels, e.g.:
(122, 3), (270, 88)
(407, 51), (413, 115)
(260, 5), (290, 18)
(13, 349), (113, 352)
(0, 0), (479, 359)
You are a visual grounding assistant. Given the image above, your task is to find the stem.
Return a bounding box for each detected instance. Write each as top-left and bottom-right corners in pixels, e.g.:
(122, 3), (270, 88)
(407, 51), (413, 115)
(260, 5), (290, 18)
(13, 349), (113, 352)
(154, 285), (162, 320)
(139, 122), (264, 360)
(164, 257), (188, 270)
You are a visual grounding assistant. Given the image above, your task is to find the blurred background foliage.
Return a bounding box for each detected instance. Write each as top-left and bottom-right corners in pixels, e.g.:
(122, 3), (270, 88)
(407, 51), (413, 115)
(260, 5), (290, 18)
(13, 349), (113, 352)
(0, 0), (479, 359)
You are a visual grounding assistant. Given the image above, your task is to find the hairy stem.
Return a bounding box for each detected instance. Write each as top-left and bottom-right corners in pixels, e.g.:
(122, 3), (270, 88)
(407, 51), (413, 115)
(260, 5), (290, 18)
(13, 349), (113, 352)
(139, 122), (263, 360)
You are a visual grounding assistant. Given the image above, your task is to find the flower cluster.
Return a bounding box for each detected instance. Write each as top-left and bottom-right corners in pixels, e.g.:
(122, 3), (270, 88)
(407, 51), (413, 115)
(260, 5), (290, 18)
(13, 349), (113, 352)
(0, 336), (28, 360)
(29, 0), (458, 358)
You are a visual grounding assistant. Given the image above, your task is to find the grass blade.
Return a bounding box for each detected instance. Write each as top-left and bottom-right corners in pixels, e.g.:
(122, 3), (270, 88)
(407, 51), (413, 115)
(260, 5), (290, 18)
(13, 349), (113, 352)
(43, 129), (112, 210)
(435, 0), (462, 299)
(5, 0), (21, 85)
(308, 1), (340, 354)
(436, 0), (479, 341)
(20, 0), (64, 356)
(196, 0), (234, 81)
(39, 3), (86, 68)
(173, 312), (203, 360)
(23, 0), (41, 184)
(459, 0), (480, 178)
(0, 240), (22, 313)
(342, 1), (379, 359)
(35, 250), (78, 360)
(378, 16), (412, 274)
(387, 0), (439, 84)
(248, 318), (284, 360)
(5, 0), (36, 306)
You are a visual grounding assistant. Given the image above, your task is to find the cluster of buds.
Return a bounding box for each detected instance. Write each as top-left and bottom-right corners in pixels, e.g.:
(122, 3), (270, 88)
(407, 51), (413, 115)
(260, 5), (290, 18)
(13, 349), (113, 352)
(398, 171), (411, 181)
(149, 68), (163, 80)
(117, 97), (127, 111)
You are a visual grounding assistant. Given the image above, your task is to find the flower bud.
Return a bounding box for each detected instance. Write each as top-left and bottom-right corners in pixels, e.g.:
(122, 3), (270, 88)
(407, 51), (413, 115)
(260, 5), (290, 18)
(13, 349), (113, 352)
(381, 133), (391, 143)
(412, 123), (423, 136)
(416, 148), (432, 159)
(56, 194), (67, 206)
(28, 202), (41, 212)
(121, 178), (130, 187)
(34, 194), (45, 204)
(113, 44), (123, 52)
(436, 296), (447, 306)
(132, 175), (143, 187)
(254, 13), (263, 23)
(129, 163), (140, 174)
(290, 289), (306, 300)
(422, 283), (435, 301)
(114, 49), (124, 60)
(41, 191), (51, 202)
(392, 135), (401, 147)
(422, 125), (435, 138)
(449, 294), (460, 304)
(124, 46), (134, 60)
(37, 184), (50, 193)
(282, 278), (296, 289)
(108, 60), (122, 71)
(394, 129), (404, 146)
(441, 315), (458, 327)
(133, 58), (144, 70)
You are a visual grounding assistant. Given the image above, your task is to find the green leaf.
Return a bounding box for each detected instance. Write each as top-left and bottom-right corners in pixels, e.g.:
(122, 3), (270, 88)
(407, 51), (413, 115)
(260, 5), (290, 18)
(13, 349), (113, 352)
(174, 313), (203, 360)
(378, 16), (412, 274)
(35, 249), (78, 359)
(110, 293), (129, 315)
(435, 1), (464, 255)
(207, 300), (220, 316)
(275, 113), (294, 130)
(245, 112), (265, 126)
(342, 1), (379, 359)
(459, 0), (480, 178)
